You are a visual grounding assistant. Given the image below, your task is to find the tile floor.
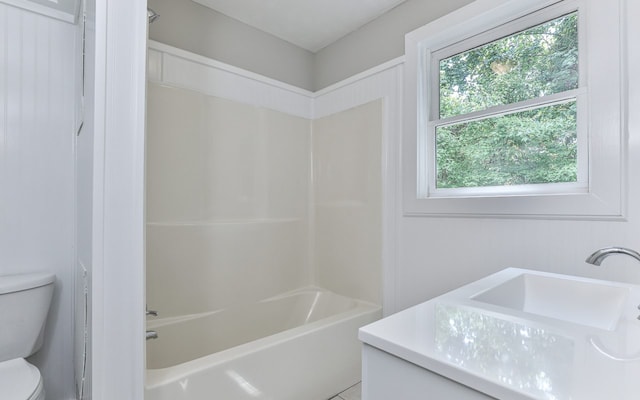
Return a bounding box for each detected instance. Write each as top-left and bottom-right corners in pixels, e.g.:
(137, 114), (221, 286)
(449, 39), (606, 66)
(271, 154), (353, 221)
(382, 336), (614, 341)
(330, 382), (362, 400)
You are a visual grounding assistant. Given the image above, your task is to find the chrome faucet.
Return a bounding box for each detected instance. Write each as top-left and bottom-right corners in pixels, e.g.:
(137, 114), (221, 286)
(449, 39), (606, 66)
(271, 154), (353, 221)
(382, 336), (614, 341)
(585, 247), (640, 266)
(145, 306), (159, 340)
(146, 305), (158, 317)
(146, 330), (158, 340)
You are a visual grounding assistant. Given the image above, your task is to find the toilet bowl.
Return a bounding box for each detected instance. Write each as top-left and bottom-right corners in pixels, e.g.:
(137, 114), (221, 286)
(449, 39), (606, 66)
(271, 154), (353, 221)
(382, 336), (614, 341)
(0, 359), (45, 400)
(0, 272), (55, 400)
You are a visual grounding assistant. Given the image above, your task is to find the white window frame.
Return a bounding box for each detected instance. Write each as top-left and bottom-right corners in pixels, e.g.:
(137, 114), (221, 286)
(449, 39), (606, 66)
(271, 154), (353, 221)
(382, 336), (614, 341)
(403, 0), (626, 219)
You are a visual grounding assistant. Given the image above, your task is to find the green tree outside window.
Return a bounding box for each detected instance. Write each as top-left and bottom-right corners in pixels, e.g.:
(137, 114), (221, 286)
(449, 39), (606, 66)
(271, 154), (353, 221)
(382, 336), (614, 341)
(436, 13), (578, 189)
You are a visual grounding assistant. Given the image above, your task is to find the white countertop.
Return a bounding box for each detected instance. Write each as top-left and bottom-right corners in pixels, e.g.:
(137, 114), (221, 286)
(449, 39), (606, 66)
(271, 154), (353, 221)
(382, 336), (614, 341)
(359, 268), (640, 400)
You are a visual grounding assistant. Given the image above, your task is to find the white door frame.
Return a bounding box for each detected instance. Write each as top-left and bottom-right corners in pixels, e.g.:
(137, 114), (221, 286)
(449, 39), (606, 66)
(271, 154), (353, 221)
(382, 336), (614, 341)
(90, 0), (147, 398)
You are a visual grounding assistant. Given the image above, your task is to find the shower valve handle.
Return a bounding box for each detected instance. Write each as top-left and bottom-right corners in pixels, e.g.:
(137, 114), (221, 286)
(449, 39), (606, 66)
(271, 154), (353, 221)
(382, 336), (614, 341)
(146, 307), (158, 317)
(146, 330), (158, 340)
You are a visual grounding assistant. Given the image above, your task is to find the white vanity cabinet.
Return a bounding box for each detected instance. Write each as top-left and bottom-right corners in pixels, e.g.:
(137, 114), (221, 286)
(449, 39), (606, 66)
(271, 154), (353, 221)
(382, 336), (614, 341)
(362, 344), (496, 400)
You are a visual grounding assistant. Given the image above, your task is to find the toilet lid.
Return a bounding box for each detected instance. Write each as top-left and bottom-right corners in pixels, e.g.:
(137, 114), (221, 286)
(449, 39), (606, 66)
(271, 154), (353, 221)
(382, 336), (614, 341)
(0, 358), (42, 400)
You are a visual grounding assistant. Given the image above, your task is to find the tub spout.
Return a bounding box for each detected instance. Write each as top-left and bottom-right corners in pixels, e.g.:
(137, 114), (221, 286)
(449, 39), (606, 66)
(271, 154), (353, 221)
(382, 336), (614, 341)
(586, 247), (640, 266)
(146, 305), (158, 317)
(146, 330), (158, 340)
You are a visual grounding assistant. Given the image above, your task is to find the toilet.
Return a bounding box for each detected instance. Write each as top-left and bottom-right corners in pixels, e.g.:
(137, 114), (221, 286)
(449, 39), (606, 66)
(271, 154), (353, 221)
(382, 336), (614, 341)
(0, 272), (56, 400)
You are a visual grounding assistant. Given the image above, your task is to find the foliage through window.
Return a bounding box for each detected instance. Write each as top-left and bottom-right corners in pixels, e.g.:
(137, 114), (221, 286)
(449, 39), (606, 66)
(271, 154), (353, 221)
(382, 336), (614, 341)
(432, 12), (580, 190)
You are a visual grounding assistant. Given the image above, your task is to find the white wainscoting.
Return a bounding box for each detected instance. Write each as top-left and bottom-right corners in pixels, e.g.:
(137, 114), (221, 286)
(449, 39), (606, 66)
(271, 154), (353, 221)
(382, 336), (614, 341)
(148, 41), (314, 119)
(0, 3), (78, 399)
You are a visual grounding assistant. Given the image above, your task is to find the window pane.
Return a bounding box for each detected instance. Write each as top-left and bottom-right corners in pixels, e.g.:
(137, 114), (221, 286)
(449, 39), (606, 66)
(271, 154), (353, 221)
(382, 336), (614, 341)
(439, 12), (578, 119)
(435, 101), (577, 189)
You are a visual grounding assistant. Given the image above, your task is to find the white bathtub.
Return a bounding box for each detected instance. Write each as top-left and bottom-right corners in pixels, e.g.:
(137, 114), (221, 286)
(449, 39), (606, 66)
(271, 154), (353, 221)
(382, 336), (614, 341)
(145, 287), (381, 400)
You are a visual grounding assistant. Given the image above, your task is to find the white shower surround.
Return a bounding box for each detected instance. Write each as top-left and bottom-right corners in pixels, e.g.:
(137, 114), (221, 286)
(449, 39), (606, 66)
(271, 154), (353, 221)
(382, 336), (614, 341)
(147, 39), (403, 315)
(145, 41), (402, 398)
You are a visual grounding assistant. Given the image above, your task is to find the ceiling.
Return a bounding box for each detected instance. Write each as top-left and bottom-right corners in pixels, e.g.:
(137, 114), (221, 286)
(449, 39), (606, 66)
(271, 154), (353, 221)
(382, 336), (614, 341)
(192, 0), (408, 53)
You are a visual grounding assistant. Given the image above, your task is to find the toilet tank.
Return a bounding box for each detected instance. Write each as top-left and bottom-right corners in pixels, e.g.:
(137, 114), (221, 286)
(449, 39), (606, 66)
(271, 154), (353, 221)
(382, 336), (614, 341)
(0, 272), (55, 362)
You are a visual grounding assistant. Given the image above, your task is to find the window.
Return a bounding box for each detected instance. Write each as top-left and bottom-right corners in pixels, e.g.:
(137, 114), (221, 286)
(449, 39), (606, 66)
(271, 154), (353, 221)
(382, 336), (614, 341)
(404, 0), (625, 218)
(434, 12), (581, 192)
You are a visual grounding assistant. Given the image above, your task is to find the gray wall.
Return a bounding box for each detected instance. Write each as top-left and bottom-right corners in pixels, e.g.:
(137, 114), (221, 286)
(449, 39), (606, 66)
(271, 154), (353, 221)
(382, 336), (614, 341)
(147, 0), (315, 90)
(147, 0), (474, 91)
(313, 0), (474, 89)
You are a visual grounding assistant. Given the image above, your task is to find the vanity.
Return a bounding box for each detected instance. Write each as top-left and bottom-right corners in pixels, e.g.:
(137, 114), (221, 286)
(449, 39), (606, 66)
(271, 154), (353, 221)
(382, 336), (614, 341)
(359, 268), (640, 399)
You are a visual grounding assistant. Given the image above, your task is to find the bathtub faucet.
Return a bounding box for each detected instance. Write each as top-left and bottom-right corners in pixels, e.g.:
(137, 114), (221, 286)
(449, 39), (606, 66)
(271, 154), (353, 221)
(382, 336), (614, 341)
(146, 305), (158, 317)
(146, 330), (158, 340)
(585, 247), (640, 266)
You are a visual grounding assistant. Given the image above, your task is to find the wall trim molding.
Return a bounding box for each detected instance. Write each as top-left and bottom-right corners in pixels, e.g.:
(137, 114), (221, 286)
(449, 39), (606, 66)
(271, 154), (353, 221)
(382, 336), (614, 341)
(148, 40), (406, 121)
(313, 55), (405, 100)
(148, 40), (314, 119)
(148, 41), (314, 97)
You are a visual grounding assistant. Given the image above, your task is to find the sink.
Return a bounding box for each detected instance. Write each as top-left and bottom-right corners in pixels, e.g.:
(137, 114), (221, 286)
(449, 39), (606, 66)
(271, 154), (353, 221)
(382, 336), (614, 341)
(472, 273), (629, 331)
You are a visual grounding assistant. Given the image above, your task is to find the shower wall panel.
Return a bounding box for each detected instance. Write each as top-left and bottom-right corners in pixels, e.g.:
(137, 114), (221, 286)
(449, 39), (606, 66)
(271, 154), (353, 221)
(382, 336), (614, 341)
(313, 100), (383, 305)
(146, 83), (311, 316)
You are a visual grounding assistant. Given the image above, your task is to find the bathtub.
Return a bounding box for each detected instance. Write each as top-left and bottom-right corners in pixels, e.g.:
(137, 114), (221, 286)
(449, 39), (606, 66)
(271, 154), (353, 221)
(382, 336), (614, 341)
(145, 287), (382, 400)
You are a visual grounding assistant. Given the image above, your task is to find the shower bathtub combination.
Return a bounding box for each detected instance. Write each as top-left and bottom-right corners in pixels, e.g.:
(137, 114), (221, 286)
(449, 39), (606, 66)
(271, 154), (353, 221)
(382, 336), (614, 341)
(145, 288), (381, 400)
(145, 41), (385, 400)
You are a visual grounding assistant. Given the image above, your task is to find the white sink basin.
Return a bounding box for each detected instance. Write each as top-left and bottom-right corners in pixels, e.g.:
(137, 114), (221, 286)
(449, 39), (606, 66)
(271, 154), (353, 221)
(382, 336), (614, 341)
(472, 273), (630, 331)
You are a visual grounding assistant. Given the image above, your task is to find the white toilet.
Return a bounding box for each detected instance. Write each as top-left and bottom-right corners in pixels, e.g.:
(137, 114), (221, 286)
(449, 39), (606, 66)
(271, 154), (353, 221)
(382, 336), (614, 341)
(0, 272), (56, 400)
